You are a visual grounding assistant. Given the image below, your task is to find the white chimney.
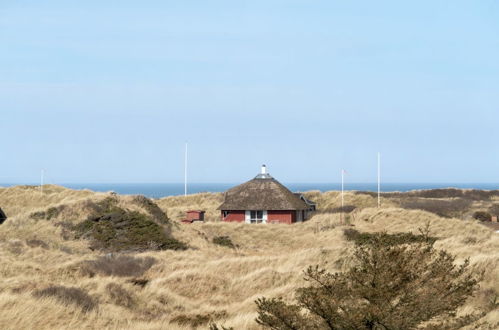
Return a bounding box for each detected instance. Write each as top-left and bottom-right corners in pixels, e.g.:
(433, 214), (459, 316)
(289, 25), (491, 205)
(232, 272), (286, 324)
(261, 164), (267, 174)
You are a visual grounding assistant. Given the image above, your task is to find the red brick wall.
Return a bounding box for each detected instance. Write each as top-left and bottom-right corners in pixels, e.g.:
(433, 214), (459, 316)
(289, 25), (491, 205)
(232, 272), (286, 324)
(221, 210), (245, 222)
(267, 210), (294, 224)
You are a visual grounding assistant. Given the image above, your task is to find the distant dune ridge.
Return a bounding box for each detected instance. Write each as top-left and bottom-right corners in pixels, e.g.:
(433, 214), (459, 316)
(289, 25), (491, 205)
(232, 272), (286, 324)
(0, 185), (497, 329)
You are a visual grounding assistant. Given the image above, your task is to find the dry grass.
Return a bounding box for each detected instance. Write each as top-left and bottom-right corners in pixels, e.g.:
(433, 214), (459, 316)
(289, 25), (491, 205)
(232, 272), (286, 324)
(0, 185), (497, 329)
(156, 192), (224, 223)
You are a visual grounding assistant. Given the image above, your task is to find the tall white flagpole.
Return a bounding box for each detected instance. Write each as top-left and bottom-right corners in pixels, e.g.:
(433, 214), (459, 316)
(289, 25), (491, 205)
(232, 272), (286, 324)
(184, 142), (188, 196)
(377, 152), (381, 208)
(40, 169), (44, 195)
(341, 169), (345, 209)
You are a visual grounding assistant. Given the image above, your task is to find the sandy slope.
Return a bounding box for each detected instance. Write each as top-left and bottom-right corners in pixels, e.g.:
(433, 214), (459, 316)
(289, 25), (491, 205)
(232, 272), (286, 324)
(0, 185), (497, 329)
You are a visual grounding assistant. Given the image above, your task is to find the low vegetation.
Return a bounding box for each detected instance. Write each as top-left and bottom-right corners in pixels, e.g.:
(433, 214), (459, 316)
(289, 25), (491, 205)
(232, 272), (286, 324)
(170, 311), (228, 328)
(74, 208), (186, 251)
(488, 204), (499, 217)
(73, 197), (186, 251)
(30, 205), (66, 220)
(324, 205), (356, 214)
(0, 185), (497, 329)
(212, 235), (237, 248)
(473, 211), (493, 222)
(105, 283), (135, 308)
(356, 188), (499, 200)
(399, 197), (472, 218)
(33, 286), (96, 312)
(256, 233), (478, 329)
(343, 227), (437, 246)
(79, 255), (156, 277)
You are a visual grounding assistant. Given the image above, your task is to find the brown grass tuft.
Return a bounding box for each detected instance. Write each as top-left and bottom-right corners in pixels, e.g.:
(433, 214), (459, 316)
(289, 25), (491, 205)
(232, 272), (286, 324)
(106, 283), (135, 308)
(32, 285), (96, 312)
(79, 255), (156, 277)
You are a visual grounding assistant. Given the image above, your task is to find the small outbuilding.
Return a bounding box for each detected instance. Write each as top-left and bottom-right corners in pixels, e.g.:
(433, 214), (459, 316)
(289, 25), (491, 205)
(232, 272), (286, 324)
(0, 207), (6, 225)
(181, 210), (205, 223)
(218, 165), (316, 224)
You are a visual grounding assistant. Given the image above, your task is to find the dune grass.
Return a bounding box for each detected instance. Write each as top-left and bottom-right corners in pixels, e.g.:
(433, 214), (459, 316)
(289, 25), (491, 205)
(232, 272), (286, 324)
(0, 185), (497, 329)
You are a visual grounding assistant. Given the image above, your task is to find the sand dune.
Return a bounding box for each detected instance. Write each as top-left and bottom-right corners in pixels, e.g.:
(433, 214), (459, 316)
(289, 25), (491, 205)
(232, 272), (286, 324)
(0, 185), (497, 329)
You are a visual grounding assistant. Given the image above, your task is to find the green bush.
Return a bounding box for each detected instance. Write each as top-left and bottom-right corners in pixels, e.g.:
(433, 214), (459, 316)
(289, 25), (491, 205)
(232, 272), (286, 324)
(73, 207), (186, 252)
(131, 195), (169, 224)
(212, 236), (236, 249)
(255, 234), (478, 330)
(30, 205), (66, 220)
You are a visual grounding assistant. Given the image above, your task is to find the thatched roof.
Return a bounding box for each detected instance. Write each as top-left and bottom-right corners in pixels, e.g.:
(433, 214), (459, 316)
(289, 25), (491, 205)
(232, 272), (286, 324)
(218, 176), (309, 211)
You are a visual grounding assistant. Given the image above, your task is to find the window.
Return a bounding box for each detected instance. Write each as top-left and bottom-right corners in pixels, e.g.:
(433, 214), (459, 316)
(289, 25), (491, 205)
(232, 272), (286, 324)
(222, 211), (230, 218)
(250, 210), (264, 224)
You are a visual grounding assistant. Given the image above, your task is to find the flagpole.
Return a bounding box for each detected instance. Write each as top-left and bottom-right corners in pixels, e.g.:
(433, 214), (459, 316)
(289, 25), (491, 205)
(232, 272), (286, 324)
(377, 152), (381, 208)
(341, 169), (344, 209)
(40, 169), (44, 195)
(184, 142), (188, 197)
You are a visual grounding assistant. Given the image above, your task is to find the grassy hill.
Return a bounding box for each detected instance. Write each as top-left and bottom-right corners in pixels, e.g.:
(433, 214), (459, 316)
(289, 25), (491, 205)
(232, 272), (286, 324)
(0, 185), (497, 329)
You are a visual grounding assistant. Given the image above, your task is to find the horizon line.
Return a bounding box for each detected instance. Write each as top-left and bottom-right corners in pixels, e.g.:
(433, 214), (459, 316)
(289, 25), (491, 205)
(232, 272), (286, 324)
(2, 182), (499, 185)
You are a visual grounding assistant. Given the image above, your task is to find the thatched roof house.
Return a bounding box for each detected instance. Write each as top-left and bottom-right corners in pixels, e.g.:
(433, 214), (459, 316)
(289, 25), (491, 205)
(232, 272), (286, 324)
(218, 165), (315, 224)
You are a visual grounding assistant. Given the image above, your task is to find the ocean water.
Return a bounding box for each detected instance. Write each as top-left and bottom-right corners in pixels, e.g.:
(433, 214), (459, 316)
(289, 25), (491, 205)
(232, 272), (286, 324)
(2, 182), (499, 199)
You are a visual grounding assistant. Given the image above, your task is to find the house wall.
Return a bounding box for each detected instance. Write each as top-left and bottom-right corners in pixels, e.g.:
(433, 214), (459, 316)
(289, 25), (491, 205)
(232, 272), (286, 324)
(221, 210), (245, 222)
(267, 210), (294, 224)
(187, 211), (204, 221)
(222, 210), (305, 224)
(296, 210), (303, 222)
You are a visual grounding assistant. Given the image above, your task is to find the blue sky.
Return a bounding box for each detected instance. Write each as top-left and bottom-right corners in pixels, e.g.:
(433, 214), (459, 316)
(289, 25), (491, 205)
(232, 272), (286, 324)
(1, 1), (498, 184)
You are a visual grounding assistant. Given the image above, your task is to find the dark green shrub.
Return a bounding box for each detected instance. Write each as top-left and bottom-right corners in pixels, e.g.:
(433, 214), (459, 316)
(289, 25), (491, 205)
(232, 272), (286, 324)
(33, 286), (96, 312)
(30, 206), (66, 220)
(213, 236), (236, 248)
(473, 211), (492, 222)
(73, 208), (186, 252)
(255, 235), (478, 330)
(131, 195), (169, 224)
(343, 228), (437, 246)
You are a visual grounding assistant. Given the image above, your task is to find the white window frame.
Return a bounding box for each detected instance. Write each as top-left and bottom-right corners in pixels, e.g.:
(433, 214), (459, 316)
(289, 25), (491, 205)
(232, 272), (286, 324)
(245, 210), (267, 224)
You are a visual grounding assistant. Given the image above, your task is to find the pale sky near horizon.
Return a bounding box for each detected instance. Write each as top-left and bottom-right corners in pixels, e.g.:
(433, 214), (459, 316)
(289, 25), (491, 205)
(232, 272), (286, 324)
(1, 1), (499, 184)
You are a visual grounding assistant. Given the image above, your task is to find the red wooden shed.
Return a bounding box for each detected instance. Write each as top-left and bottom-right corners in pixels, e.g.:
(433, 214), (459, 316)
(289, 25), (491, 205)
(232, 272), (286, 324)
(181, 210), (205, 223)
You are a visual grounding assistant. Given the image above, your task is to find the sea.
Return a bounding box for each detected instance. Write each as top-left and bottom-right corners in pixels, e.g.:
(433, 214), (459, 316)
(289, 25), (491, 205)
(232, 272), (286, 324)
(1, 182), (499, 199)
